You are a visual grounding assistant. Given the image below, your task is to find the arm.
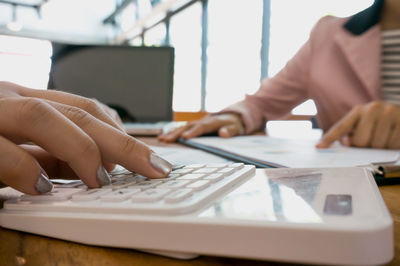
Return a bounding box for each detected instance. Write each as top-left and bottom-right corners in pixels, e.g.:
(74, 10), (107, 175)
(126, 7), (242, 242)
(160, 17), (327, 142)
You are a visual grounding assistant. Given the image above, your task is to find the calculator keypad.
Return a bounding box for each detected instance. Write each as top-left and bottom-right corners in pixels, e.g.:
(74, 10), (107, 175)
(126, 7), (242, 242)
(5, 163), (254, 215)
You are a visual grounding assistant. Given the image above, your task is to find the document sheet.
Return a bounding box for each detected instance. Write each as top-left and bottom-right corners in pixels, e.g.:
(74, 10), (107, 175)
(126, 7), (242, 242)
(151, 145), (229, 165)
(186, 136), (400, 168)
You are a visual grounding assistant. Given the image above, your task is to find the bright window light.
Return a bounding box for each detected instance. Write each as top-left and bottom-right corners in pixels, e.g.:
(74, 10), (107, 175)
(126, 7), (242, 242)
(206, 0), (262, 112)
(0, 35), (52, 89)
(170, 2), (202, 111)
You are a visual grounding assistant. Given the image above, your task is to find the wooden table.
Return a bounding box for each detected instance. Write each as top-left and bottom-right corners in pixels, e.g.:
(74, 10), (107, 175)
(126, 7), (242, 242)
(0, 138), (399, 266)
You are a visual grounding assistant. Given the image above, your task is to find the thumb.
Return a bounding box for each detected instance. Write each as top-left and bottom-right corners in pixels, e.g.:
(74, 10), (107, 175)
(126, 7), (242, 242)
(218, 124), (243, 138)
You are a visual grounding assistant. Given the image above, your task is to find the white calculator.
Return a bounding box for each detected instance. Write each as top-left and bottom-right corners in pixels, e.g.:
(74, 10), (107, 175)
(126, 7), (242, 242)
(0, 165), (393, 265)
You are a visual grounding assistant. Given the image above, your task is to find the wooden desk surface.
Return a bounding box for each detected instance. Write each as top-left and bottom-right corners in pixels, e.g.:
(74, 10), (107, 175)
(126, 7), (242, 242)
(0, 138), (399, 266)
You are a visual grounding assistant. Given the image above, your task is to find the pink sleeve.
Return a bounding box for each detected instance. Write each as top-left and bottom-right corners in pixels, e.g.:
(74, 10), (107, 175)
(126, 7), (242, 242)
(220, 20), (320, 134)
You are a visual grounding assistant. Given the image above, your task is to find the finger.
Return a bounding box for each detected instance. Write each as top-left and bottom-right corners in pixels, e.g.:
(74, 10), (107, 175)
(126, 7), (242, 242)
(19, 87), (124, 132)
(0, 136), (53, 195)
(42, 99), (117, 171)
(0, 97), (107, 188)
(158, 125), (191, 142)
(370, 106), (393, 148)
(316, 106), (361, 148)
(387, 123), (400, 149)
(181, 117), (231, 138)
(218, 124), (243, 138)
(52, 102), (172, 178)
(340, 135), (352, 147)
(351, 103), (381, 147)
(23, 143), (115, 175)
(20, 144), (71, 178)
(94, 99), (124, 128)
(181, 123), (208, 138)
(181, 121), (222, 138)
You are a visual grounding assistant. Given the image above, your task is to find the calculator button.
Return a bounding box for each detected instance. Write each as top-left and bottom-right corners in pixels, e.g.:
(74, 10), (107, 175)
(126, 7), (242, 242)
(21, 188), (83, 202)
(71, 189), (112, 201)
(217, 167), (235, 175)
(54, 180), (83, 188)
(164, 189), (193, 203)
(111, 174), (136, 180)
(167, 173), (181, 179)
(103, 180), (137, 190)
(128, 180), (163, 191)
(110, 168), (132, 176)
(229, 163), (244, 169)
(131, 188), (171, 203)
(111, 174), (138, 182)
(172, 165), (185, 170)
(203, 173), (224, 182)
(205, 163), (228, 168)
(176, 173), (205, 181)
(110, 174), (127, 179)
(158, 180), (191, 189)
(184, 164), (205, 169)
(192, 168), (217, 174)
(186, 180), (210, 191)
(100, 189), (141, 202)
(172, 168), (193, 174)
(131, 175), (148, 182)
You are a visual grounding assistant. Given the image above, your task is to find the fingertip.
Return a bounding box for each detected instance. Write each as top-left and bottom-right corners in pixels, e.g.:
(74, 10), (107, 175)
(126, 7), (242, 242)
(219, 127), (231, 138)
(96, 165), (111, 186)
(181, 131), (192, 138)
(35, 172), (54, 194)
(157, 134), (166, 142)
(342, 136), (352, 147)
(103, 162), (116, 172)
(150, 152), (172, 177)
(316, 140), (329, 148)
(160, 134), (176, 143)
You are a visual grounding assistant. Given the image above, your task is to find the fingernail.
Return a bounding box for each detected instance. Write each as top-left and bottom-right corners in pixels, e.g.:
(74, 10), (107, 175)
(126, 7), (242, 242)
(97, 165), (111, 186)
(150, 152), (172, 176)
(35, 172), (53, 194)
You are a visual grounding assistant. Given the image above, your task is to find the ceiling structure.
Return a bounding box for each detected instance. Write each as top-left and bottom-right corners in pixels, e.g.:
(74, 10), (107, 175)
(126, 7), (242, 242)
(0, 0), (119, 43)
(0, 0), (191, 44)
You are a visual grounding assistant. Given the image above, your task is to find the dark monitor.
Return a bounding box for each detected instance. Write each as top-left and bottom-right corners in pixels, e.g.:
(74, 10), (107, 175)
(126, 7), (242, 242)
(48, 44), (174, 122)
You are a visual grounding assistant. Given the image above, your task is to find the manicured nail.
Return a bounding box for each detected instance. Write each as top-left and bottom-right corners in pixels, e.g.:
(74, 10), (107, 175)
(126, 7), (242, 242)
(97, 166), (111, 186)
(150, 152), (172, 176)
(35, 172), (53, 194)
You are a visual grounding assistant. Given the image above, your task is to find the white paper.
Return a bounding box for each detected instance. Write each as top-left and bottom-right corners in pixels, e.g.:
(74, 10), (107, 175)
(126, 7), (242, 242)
(151, 145), (229, 165)
(189, 136), (400, 168)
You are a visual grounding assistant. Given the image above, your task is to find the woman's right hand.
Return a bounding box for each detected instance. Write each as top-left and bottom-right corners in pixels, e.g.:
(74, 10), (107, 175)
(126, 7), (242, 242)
(0, 81), (172, 195)
(158, 113), (245, 143)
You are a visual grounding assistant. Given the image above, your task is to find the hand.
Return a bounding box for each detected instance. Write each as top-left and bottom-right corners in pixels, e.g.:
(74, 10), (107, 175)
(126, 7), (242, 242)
(316, 101), (400, 149)
(94, 99), (124, 129)
(0, 82), (172, 195)
(158, 113), (245, 142)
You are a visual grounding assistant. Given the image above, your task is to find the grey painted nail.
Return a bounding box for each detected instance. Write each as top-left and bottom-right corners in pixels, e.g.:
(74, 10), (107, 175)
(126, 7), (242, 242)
(150, 153), (172, 176)
(35, 173), (53, 194)
(97, 166), (111, 186)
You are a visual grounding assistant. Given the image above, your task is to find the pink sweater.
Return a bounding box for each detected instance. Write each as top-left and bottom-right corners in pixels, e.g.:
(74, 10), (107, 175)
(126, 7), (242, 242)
(222, 16), (382, 133)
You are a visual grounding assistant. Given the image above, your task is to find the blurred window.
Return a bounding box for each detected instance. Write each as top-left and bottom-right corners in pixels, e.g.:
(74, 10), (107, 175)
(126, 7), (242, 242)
(0, 35), (51, 89)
